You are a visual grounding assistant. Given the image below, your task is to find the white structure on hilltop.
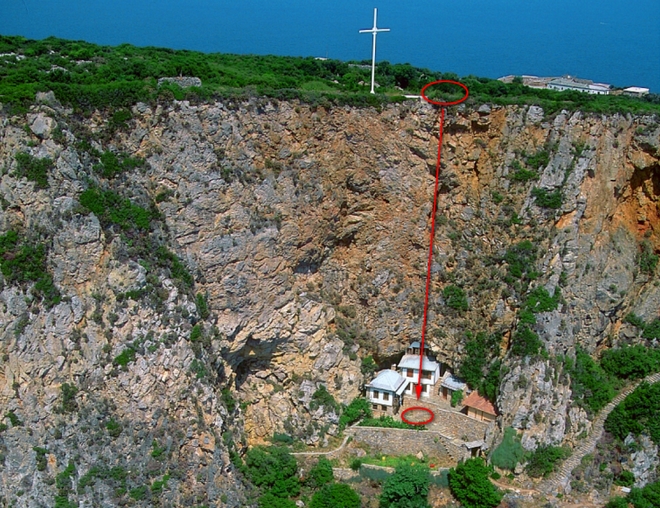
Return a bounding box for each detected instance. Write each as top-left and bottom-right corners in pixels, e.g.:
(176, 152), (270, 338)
(623, 86), (650, 97)
(365, 369), (408, 412)
(358, 8), (390, 94)
(547, 76), (610, 95)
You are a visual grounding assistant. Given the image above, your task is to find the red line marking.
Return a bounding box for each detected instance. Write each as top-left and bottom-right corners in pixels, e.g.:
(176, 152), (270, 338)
(416, 107), (445, 399)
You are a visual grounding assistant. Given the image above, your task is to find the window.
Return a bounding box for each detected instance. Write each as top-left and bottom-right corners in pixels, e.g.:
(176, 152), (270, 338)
(407, 369), (414, 378)
(423, 384), (429, 393)
(373, 404), (378, 410)
(381, 405), (387, 411)
(383, 392), (389, 401)
(373, 390), (379, 399)
(422, 371), (432, 380)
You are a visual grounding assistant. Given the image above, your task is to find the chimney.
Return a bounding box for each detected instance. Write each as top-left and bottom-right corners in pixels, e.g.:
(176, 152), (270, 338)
(391, 364), (397, 371)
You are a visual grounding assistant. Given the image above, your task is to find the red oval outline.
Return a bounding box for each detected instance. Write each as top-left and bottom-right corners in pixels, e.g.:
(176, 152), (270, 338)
(401, 406), (435, 426)
(420, 80), (469, 106)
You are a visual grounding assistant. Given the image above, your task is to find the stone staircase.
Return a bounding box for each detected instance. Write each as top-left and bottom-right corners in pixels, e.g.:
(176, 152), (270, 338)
(539, 371), (660, 495)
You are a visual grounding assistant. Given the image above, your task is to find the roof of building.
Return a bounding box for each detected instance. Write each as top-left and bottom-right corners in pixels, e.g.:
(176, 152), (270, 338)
(366, 369), (408, 395)
(548, 78), (590, 90)
(463, 440), (485, 449)
(462, 391), (497, 416)
(441, 373), (466, 391)
(624, 86), (650, 93)
(463, 391), (497, 416)
(397, 354), (440, 372)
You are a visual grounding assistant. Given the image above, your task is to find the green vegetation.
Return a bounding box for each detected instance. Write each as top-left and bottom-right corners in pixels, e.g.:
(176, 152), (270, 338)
(600, 345), (660, 379)
(490, 427), (524, 471)
(5, 410), (23, 427)
(243, 446), (300, 501)
(643, 318), (660, 340)
(523, 286), (560, 314)
(359, 415), (424, 430)
(196, 292), (210, 319)
(443, 284), (468, 311)
(1, 35), (658, 116)
(567, 347), (618, 413)
(105, 419), (123, 438)
(605, 381), (660, 445)
(503, 240), (538, 282)
(510, 326), (543, 357)
(448, 458), (502, 508)
(310, 483), (360, 508)
(79, 187), (154, 230)
(360, 355), (378, 376)
(221, 387), (237, 413)
(306, 457), (333, 489)
(151, 474), (170, 493)
(339, 397), (372, 430)
(33, 446), (48, 471)
(450, 389), (463, 408)
(54, 461), (77, 508)
(60, 383), (78, 413)
(113, 345), (137, 367)
(525, 445), (570, 478)
(606, 480), (660, 508)
(459, 332), (503, 400)
(531, 187), (563, 209)
(93, 150), (146, 178)
(0, 230), (61, 307)
(380, 463), (430, 508)
(14, 152), (53, 189)
(637, 241), (659, 275)
(310, 385), (340, 414)
(151, 439), (167, 459)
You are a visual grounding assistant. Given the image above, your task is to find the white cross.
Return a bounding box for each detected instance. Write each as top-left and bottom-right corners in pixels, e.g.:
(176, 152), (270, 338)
(359, 8), (390, 94)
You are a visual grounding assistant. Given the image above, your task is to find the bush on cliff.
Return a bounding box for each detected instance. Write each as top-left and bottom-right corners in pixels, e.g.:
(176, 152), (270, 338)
(448, 458), (502, 508)
(380, 463), (430, 508)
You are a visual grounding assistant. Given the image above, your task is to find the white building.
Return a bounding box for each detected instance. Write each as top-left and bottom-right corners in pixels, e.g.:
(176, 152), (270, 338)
(623, 86), (650, 97)
(440, 372), (466, 401)
(547, 77), (610, 95)
(365, 369), (408, 412)
(397, 342), (442, 398)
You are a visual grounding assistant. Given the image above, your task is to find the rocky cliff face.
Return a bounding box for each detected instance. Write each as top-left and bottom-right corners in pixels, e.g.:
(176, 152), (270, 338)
(0, 92), (658, 505)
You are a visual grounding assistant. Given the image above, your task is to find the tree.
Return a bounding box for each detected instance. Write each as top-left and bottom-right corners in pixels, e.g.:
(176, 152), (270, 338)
(306, 457), (334, 489)
(448, 458), (502, 508)
(310, 483), (361, 508)
(339, 398), (372, 430)
(257, 492), (297, 508)
(490, 427), (524, 471)
(244, 446), (300, 498)
(379, 463), (430, 508)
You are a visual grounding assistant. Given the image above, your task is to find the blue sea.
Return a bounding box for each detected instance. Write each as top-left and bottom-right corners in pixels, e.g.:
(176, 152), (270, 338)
(1, 0), (659, 92)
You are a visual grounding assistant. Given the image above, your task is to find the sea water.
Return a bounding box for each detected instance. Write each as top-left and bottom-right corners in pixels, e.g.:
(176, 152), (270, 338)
(1, 0), (658, 92)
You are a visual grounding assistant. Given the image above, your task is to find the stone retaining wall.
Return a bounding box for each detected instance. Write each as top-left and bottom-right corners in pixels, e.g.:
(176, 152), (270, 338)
(346, 427), (470, 466)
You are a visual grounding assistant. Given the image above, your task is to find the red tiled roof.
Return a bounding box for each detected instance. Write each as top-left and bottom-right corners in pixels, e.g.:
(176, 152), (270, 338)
(463, 391), (497, 416)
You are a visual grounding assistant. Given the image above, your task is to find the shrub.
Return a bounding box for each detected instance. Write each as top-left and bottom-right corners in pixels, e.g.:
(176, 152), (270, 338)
(310, 483), (361, 508)
(196, 292), (210, 319)
(339, 397), (372, 430)
(642, 318), (660, 340)
(524, 286), (560, 313)
(568, 348), (616, 413)
(106, 419), (122, 438)
(380, 463), (431, 508)
(244, 446), (300, 498)
(79, 187), (153, 230)
(531, 187), (563, 209)
(448, 458), (502, 508)
(306, 457), (333, 489)
(350, 458), (362, 471)
(525, 445), (570, 478)
(221, 387), (237, 413)
(94, 150), (145, 178)
(638, 241), (658, 275)
(257, 493), (297, 508)
(614, 470), (635, 487)
(600, 345), (660, 379)
(510, 326), (543, 357)
(624, 313), (646, 329)
(443, 285), (468, 312)
(503, 240), (538, 281)
(14, 152), (52, 189)
(310, 385), (339, 414)
(450, 390), (463, 408)
(60, 383), (78, 413)
(359, 415), (422, 430)
(360, 356), (377, 376)
(490, 427), (524, 470)
(604, 381), (660, 445)
(0, 230), (61, 307)
(113, 346), (137, 367)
